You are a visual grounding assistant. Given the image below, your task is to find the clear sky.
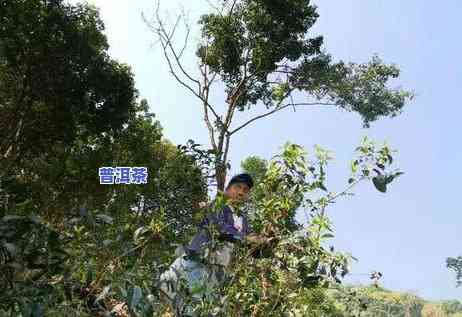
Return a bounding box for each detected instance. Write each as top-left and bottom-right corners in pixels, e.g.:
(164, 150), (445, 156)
(72, 0), (461, 300)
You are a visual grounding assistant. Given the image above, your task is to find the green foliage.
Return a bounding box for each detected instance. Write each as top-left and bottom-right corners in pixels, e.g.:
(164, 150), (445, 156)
(0, 215), (69, 312)
(292, 54), (414, 127)
(0, 104), (207, 315)
(241, 155), (268, 206)
(241, 156), (268, 185)
(151, 0), (413, 193)
(195, 0), (413, 125)
(0, 0), (137, 170)
(0, 1), (416, 315)
(350, 136), (404, 193)
(0, 1), (208, 315)
(176, 139), (402, 315)
(197, 0), (321, 85)
(447, 256), (462, 287)
(330, 287), (462, 317)
(330, 285), (425, 317)
(441, 300), (462, 315)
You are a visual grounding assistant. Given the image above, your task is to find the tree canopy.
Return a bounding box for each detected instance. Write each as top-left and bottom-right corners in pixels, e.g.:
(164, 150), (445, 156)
(0, 0), (137, 171)
(148, 0), (414, 190)
(0, 1), (208, 315)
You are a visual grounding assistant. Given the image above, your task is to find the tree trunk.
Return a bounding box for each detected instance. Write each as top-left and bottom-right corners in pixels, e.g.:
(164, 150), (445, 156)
(216, 162), (226, 192)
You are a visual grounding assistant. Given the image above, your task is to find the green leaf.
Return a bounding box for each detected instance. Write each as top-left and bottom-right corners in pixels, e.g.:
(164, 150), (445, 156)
(351, 160), (358, 173)
(384, 171), (404, 186)
(372, 176), (387, 193)
(387, 154), (393, 164)
(394, 171), (404, 178)
(85, 268), (95, 286)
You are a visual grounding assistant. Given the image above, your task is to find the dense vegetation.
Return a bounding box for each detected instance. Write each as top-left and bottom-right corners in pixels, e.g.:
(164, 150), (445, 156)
(0, 0), (458, 316)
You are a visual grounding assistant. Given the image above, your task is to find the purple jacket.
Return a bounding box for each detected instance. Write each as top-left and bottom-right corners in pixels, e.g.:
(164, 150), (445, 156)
(184, 204), (252, 256)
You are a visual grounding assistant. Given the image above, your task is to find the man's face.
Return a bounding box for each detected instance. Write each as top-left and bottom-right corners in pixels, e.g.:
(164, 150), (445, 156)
(225, 182), (251, 204)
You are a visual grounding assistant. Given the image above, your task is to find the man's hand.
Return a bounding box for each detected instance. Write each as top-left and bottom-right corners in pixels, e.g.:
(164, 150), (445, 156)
(245, 233), (272, 246)
(245, 233), (279, 258)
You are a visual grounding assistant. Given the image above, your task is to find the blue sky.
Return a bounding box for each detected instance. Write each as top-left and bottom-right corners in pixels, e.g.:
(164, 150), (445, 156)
(75, 0), (461, 300)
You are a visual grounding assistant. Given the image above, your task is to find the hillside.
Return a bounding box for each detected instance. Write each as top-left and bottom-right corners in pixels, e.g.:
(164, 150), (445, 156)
(327, 285), (462, 317)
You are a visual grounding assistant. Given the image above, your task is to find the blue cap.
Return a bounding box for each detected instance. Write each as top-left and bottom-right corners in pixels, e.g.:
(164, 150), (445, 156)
(227, 173), (254, 189)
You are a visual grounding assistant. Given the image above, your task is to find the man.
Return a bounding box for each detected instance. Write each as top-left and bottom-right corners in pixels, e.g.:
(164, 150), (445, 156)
(158, 173), (268, 316)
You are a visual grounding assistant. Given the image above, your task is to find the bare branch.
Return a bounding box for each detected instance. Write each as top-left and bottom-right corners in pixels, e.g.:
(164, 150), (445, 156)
(166, 11), (182, 42)
(203, 85), (217, 151)
(229, 102), (336, 136)
(203, 104), (217, 150)
(208, 71), (218, 86)
(159, 34), (220, 125)
(159, 37), (201, 105)
(200, 39), (218, 151)
(219, 75), (247, 156)
(216, 50), (251, 169)
(290, 92), (296, 112)
(177, 7), (191, 59)
(327, 177), (365, 204)
(153, 9), (200, 86)
(205, 0), (224, 17)
(145, 4), (223, 124)
(222, 133), (232, 174)
(229, 0), (238, 15)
